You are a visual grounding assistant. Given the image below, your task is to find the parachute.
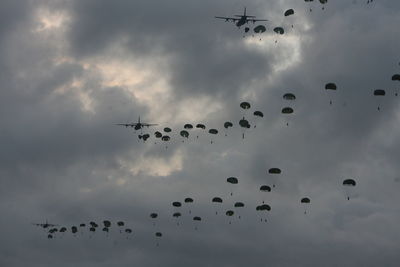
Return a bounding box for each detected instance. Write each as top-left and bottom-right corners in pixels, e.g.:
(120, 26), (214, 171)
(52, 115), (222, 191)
(117, 221), (125, 227)
(71, 226), (78, 234)
(172, 201), (182, 207)
(253, 111), (264, 117)
(184, 124), (193, 129)
(208, 129), (218, 134)
(343, 179), (356, 200)
(196, 124), (206, 129)
(212, 197), (223, 214)
(224, 121), (233, 129)
(240, 102), (251, 110)
(154, 131), (162, 138)
(269, 168), (281, 174)
(254, 25), (266, 40)
(125, 228), (132, 233)
(325, 82), (337, 105)
(268, 168), (281, 187)
(184, 197), (194, 203)
(283, 93), (296, 100)
(325, 83), (337, 90)
(155, 232), (162, 237)
(254, 25), (266, 33)
(273, 27), (284, 35)
(282, 107), (294, 126)
(59, 227), (67, 233)
(161, 136), (170, 141)
(281, 107), (294, 114)
(226, 210), (234, 216)
(239, 118), (250, 128)
(227, 177), (238, 184)
(301, 197), (311, 214)
(193, 216), (202, 221)
(234, 202), (245, 208)
(173, 212), (182, 218)
(374, 89), (386, 96)
(103, 220), (111, 228)
(284, 9), (294, 16)
(260, 185), (271, 192)
(256, 204), (271, 222)
(212, 197), (223, 203)
(343, 179), (356, 186)
(374, 89), (386, 111)
(79, 223), (85, 227)
(392, 74), (400, 81)
(185, 197), (194, 214)
(163, 127), (172, 133)
(180, 130), (189, 139)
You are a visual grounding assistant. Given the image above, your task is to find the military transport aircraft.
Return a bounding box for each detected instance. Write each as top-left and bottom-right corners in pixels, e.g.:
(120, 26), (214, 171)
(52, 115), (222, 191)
(32, 220), (58, 229)
(215, 7), (268, 28)
(116, 116), (158, 131)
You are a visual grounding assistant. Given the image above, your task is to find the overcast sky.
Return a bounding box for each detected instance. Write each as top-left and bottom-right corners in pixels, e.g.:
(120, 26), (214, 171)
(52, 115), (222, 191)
(1, 0), (400, 266)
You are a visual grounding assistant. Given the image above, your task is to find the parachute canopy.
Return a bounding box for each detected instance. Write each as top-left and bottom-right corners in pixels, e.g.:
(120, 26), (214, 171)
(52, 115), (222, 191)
(226, 210), (234, 216)
(212, 197), (223, 203)
(239, 118), (251, 128)
(184, 197), (194, 203)
(284, 9), (294, 16)
(343, 179), (356, 186)
(269, 168), (281, 174)
(224, 121), (233, 129)
(325, 83), (337, 90)
(227, 177), (238, 184)
(155, 232), (162, 237)
(301, 197), (311, 203)
(257, 204), (271, 211)
(163, 127), (172, 133)
(161, 135), (170, 141)
(172, 201), (182, 207)
(374, 89), (386, 96)
(240, 102), (251, 110)
(117, 221), (125, 227)
(154, 131), (162, 138)
(282, 107), (294, 114)
(283, 93), (296, 100)
(392, 74), (400, 81)
(273, 27), (285, 35)
(180, 130), (189, 138)
(234, 202), (245, 208)
(196, 124), (206, 129)
(208, 129), (218, 134)
(150, 213), (158, 219)
(173, 212), (182, 218)
(184, 124), (193, 129)
(254, 25), (266, 33)
(260, 185), (271, 192)
(253, 111), (264, 117)
(193, 216), (202, 221)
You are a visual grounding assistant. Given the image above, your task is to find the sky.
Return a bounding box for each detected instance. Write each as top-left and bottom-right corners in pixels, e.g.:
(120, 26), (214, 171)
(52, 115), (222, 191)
(1, 0), (400, 266)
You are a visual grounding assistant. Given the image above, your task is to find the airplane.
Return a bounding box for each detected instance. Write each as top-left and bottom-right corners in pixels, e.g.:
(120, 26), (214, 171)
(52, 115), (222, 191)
(32, 220), (58, 229)
(215, 7), (268, 28)
(116, 116), (158, 131)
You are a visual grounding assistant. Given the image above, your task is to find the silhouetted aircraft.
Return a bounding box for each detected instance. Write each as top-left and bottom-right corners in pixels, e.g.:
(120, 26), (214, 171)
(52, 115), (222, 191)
(116, 116), (157, 130)
(215, 7), (268, 28)
(32, 220), (58, 229)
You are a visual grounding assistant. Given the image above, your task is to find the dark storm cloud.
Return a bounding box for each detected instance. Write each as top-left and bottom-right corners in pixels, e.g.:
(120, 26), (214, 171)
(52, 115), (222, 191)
(1, 0), (400, 266)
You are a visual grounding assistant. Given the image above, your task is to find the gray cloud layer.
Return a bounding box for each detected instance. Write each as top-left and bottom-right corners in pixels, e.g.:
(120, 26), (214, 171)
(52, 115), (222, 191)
(1, 0), (400, 266)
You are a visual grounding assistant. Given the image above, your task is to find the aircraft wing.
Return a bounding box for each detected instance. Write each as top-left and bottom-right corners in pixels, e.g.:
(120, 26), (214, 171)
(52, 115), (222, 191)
(116, 123), (137, 127)
(142, 123), (158, 127)
(247, 18), (268, 23)
(215, 16), (239, 22)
